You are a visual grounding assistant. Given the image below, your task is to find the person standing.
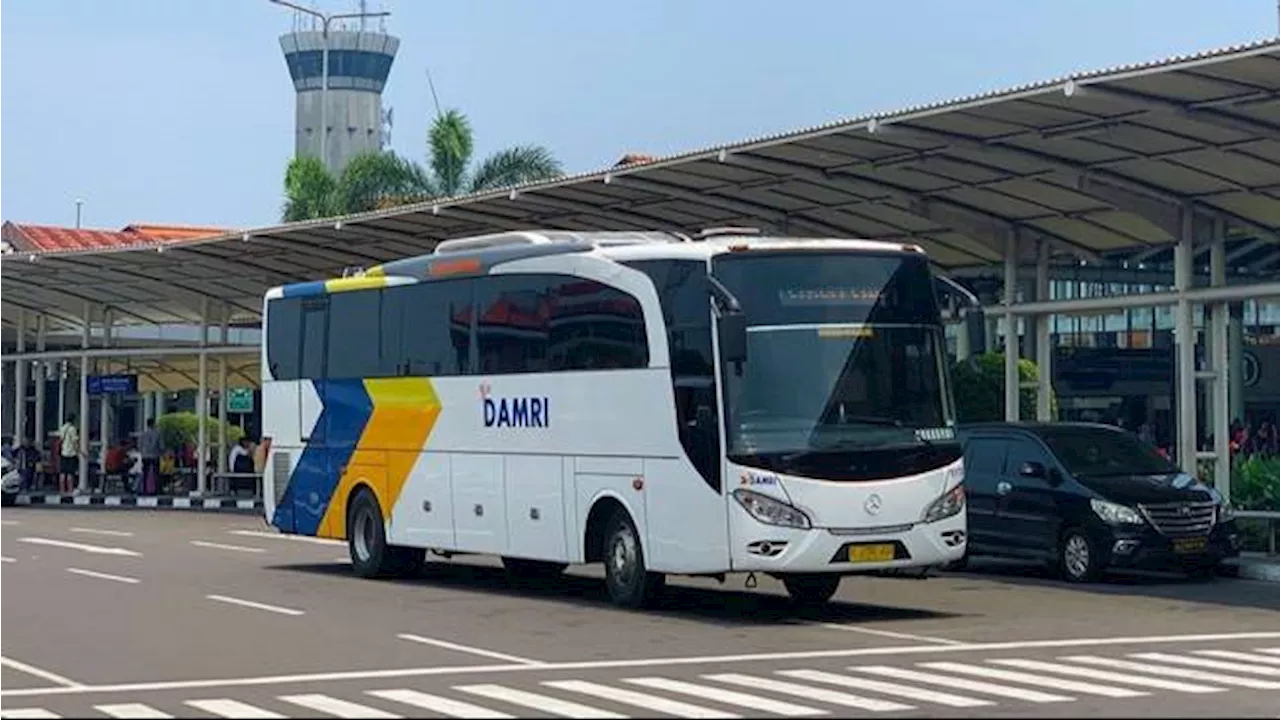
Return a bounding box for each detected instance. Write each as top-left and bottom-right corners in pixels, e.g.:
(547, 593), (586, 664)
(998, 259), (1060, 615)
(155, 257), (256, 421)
(139, 419), (162, 496)
(57, 414), (81, 494)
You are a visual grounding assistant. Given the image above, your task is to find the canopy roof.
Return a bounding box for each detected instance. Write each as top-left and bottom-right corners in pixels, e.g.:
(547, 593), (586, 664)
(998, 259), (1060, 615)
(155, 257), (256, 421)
(5, 37), (1280, 333)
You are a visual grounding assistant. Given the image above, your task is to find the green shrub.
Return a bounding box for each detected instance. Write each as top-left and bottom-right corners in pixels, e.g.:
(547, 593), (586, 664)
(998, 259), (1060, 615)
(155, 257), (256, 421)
(1232, 455), (1280, 513)
(155, 412), (244, 453)
(950, 352), (1055, 423)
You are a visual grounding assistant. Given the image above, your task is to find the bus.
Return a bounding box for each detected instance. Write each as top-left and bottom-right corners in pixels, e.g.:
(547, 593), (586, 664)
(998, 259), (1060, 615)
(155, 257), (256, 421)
(260, 228), (967, 608)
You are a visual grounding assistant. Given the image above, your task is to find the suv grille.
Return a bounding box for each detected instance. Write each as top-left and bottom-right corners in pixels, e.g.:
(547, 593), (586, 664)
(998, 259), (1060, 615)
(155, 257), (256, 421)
(1138, 502), (1216, 537)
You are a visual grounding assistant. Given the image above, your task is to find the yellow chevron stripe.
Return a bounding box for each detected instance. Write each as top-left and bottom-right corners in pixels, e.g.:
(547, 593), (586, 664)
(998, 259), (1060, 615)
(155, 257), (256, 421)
(319, 378), (442, 539)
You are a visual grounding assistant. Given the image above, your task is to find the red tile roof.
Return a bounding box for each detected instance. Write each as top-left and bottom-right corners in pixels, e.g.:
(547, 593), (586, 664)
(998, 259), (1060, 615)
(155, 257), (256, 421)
(1, 221), (228, 254)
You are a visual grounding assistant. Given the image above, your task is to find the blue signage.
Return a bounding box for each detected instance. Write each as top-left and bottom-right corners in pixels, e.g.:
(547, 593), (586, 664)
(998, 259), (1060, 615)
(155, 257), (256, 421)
(88, 374), (138, 395)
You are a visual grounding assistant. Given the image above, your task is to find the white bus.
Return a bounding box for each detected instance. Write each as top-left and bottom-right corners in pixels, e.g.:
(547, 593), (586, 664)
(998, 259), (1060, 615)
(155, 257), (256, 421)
(260, 228), (967, 608)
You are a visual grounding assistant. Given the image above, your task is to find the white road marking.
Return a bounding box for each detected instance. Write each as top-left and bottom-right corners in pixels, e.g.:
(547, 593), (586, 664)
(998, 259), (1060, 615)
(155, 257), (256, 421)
(546, 679), (739, 718)
(1257, 647), (1280, 655)
(65, 568), (140, 585)
(206, 594), (305, 617)
(229, 530), (342, 546)
(0, 657), (84, 690)
(396, 634), (543, 666)
(190, 541), (266, 554)
(849, 666), (1073, 703)
(185, 699), (287, 718)
(6, 631), (1280, 699)
(1, 556), (14, 563)
(93, 704), (173, 718)
(278, 694), (401, 718)
(1129, 652), (1280, 677)
(1062, 655), (1280, 690)
(1194, 649), (1280, 666)
(17, 537), (140, 557)
(778, 669), (991, 708)
(625, 677), (828, 716)
(919, 661), (1147, 697)
(456, 684), (625, 719)
(1, 520), (21, 526)
(989, 658), (1226, 693)
(705, 674), (911, 712)
(69, 527), (134, 538)
(812, 623), (964, 646)
(0, 709), (60, 718)
(367, 689), (514, 719)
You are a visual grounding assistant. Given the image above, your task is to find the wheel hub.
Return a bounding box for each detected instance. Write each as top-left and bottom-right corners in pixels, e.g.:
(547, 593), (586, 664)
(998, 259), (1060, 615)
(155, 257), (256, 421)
(610, 527), (637, 585)
(1064, 534), (1090, 577)
(353, 509), (374, 563)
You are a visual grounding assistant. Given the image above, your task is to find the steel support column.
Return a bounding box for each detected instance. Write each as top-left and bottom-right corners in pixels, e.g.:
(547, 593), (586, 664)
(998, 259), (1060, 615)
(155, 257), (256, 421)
(78, 303), (92, 493)
(34, 316), (46, 450)
(1034, 239), (1053, 421)
(98, 310), (113, 466)
(1003, 232), (1020, 421)
(1208, 219), (1231, 501)
(196, 299), (209, 496)
(15, 310), (27, 445)
(218, 307), (229, 476)
(1228, 303), (1245, 423)
(1174, 206), (1198, 476)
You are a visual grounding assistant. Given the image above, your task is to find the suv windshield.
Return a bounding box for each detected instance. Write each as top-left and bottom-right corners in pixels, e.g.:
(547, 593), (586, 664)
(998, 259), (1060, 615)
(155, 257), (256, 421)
(713, 251), (960, 480)
(1039, 426), (1176, 477)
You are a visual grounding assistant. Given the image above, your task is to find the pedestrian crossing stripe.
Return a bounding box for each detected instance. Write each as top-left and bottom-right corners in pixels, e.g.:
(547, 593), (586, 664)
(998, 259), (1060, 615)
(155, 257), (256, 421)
(5, 645), (1280, 719)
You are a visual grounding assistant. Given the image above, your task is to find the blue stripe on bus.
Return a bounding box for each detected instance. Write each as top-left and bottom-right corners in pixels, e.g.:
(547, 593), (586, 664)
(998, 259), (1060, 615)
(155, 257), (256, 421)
(275, 379), (376, 537)
(281, 280), (328, 298)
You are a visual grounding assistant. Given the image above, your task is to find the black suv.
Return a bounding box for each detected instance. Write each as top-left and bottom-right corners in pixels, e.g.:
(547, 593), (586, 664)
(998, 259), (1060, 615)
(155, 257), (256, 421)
(955, 422), (1240, 582)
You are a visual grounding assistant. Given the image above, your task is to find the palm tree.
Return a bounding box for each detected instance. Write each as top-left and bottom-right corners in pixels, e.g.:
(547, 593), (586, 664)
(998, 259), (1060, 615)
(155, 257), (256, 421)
(280, 108), (563, 221)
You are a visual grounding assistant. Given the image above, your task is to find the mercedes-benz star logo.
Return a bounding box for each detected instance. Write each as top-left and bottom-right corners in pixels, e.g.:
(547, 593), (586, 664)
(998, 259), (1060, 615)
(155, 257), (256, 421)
(864, 494), (883, 516)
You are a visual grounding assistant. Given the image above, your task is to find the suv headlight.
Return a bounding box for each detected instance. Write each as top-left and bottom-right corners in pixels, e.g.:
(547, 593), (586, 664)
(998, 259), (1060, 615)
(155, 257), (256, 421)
(1091, 498), (1145, 525)
(732, 488), (811, 529)
(1217, 502), (1236, 522)
(923, 484), (965, 523)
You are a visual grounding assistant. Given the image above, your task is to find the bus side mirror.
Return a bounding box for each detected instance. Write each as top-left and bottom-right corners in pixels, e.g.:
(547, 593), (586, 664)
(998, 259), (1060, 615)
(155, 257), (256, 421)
(718, 313), (748, 364)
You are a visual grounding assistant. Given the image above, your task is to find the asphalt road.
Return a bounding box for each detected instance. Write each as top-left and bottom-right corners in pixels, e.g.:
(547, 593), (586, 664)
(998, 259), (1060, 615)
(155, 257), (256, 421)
(2, 507), (1278, 718)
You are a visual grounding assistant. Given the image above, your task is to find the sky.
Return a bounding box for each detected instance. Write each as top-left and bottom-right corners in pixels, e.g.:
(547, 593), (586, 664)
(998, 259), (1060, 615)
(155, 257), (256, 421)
(2, 0), (1277, 231)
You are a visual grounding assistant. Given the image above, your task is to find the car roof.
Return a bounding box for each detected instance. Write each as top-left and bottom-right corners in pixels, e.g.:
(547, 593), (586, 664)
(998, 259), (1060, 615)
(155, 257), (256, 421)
(957, 421), (1128, 438)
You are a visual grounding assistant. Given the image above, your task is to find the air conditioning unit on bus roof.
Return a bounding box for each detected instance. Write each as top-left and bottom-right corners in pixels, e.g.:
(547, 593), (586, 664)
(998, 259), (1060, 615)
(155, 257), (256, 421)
(695, 226), (761, 240)
(433, 231), (554, 255)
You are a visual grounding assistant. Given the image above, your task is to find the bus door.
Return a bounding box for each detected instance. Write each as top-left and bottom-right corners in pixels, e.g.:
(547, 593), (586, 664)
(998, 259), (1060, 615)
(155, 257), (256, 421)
(292, 297), (329, 535)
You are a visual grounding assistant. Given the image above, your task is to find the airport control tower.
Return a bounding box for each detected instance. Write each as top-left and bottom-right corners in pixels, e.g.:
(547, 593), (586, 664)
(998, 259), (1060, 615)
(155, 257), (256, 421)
(279, 3), (399, 175)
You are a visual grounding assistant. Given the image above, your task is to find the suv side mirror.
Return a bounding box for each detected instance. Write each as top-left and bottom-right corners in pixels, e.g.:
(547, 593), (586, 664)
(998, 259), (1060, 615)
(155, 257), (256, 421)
(1019, 461), (1047, 479)
(718, 313), (748, 364)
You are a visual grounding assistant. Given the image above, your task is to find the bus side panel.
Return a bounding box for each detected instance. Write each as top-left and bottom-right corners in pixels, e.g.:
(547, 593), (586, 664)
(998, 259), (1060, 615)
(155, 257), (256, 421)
(387, 452), (455, 549)
(451, 454), (508, 555)
(504, 455), (568, 562)
(643, 457), (731, 574)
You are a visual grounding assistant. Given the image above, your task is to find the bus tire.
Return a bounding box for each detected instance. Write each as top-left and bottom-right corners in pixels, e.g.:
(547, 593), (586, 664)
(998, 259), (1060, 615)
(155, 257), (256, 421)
(782, 574), (842, 606)
(347, 488), (423, 579)
(602, 509), (663, 608)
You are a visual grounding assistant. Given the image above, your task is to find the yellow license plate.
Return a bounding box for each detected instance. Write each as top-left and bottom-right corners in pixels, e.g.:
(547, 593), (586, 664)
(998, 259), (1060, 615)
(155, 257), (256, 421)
(848, 544), (896, 563)
(1173, 537), (1208, 554)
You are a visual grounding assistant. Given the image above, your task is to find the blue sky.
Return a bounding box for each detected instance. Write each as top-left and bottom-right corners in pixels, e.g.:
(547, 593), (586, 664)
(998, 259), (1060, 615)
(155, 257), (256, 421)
(2, 0), (1276, 231)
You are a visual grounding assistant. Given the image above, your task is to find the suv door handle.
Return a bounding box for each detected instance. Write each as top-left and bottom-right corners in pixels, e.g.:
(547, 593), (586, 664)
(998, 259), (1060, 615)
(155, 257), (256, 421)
(996, 481), (1013, 496)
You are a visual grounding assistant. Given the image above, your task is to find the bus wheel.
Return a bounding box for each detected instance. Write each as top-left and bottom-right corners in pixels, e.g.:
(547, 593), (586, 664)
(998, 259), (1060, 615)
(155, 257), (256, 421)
(502, 557), (567, 588)
(782, 574), (842, 606)
(347, 488), (423, 579)
(602, 510), (664, 608)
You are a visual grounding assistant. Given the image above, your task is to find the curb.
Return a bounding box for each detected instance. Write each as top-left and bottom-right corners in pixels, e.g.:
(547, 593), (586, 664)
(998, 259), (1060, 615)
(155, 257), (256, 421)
(13, 493), (262, 512)
(1225, 557), (1280, 583)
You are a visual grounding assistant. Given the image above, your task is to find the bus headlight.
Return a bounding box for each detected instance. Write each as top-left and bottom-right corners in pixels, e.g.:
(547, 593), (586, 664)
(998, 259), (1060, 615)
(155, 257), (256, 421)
(732, 489), (811, 529)
(922, 484), (965, 523)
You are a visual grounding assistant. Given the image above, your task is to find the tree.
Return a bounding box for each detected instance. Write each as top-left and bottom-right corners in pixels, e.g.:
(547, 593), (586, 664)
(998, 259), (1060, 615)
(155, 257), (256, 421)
(950, 352), (1056, 423)
(280, 109), (563, 221)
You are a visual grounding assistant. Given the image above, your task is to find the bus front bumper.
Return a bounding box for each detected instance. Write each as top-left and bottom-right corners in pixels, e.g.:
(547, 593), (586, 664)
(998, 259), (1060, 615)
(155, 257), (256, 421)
(731, 512), (967, 574)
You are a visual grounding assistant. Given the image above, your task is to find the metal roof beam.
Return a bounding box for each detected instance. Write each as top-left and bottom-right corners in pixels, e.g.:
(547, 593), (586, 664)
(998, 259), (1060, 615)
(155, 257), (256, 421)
(1075, 176), (1180, 236)
(1079, 84), (1280, 142)
(608, 175), (789, 230)
(722, 152), (1103, 262)
(513, 191), (688, 232)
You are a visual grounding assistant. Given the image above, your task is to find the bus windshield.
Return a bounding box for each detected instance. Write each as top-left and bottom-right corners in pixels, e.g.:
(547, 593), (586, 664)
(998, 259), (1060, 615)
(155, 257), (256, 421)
(713, 251), (959, 480)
